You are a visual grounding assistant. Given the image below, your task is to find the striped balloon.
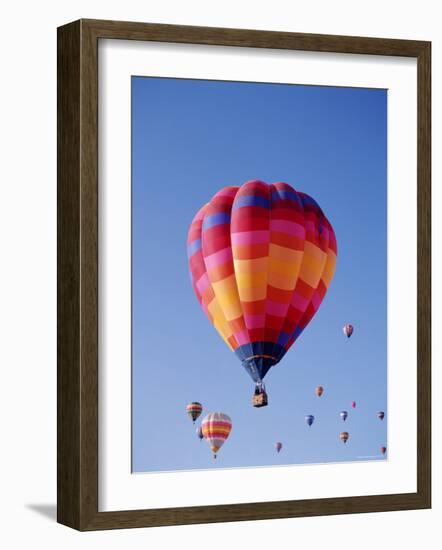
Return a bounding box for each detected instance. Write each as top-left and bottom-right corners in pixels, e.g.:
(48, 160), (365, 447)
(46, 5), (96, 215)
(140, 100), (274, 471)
(187, 180), (337, 388)
(201, 412), (232, 458)
(186, 402), (203, 423)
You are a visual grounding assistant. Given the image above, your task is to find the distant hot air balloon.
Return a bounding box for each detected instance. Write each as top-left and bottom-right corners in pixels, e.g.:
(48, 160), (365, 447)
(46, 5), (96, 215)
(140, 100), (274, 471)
(201, 412), (232, 458)
(186, 402), (203, 423)
(343, 324), (354, 338)
(340, 431), (349, 444)
(275, 442), (283, 453)
(305, 414), (315, 427)
(340, 410), (348, 422)
(196, 426), (204, 441)
(351, 401), (357, 409)
(377, 411), (385, 421)
(316, 385), (324, 397)
(187, 180), (337, 406)
(381, 446), (387, 455)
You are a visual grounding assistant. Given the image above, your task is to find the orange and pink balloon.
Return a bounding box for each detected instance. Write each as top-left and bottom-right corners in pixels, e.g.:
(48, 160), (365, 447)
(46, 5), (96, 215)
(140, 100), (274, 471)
(187, 180), (337, 399)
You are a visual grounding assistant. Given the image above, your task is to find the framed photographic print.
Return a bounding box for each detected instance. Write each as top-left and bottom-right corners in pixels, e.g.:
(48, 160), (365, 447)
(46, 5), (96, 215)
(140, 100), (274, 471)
(57, 19), (431, 530)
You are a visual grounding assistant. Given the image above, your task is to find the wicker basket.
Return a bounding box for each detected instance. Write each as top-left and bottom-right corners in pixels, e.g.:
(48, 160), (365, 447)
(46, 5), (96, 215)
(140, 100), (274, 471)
(252, 391), (268, 408)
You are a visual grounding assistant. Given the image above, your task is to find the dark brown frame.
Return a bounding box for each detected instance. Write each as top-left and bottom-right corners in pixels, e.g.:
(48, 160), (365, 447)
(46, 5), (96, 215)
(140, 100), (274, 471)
(57, 19), (431, 531)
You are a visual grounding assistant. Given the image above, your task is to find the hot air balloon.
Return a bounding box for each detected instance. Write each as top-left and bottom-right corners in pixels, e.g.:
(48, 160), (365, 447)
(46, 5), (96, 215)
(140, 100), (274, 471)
(187, 180), (337, 407)
(275, 442), (283, 453)
(186, 402), (203, 423)
(201, 412), (232, 458)
(343, 324), (354, 338)
(340, 431), (349, 444)
(340, 410), (348, 422)
(196, 426), (204, 441)
(377, 411), (385, 421)
(305, 414), (315, 427)
(351, 401), (357, 409)
(316, 385), (324, 397)
(380, 446), (387, 455)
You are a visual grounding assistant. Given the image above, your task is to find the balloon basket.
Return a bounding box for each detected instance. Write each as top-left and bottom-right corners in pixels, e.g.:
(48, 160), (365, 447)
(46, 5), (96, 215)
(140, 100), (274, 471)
(252, 391), (268, 408)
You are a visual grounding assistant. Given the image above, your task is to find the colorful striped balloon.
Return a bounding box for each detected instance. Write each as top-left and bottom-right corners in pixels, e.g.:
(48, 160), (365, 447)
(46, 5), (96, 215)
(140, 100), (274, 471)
(187, 180), (337, 390)
(186, 402), (203, 423)
(201, 412), (232, 458)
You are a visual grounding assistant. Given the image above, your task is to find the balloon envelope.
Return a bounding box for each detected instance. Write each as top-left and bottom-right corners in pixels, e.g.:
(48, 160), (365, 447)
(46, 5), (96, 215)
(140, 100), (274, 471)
(275, 442), (283, 453)
(381, 446), (387, 455)
(351, 401), (357, 408)
(340, 411), (348, 421)
(187, 180), (337, 385)
(305, 414), (315, 427)
(201, 412), (232, 457)
(377, 411), (385, 420)
(315, 385), (324, 397)
(186, 402), (203, 423)
(340, 431), (349, 443)
(343, 324), (354, 338)
(196, 426), (204, 440)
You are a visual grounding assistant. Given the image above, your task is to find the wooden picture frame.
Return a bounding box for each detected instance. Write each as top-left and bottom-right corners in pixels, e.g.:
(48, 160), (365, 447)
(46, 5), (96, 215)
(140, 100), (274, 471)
(57, 18), (431, 531)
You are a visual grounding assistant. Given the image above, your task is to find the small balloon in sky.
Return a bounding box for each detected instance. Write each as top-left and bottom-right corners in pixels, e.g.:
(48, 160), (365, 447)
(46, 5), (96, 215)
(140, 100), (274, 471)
(196, 425), (204, 441)
(275, 442), (283, 453)
(343, 324), (354, 338)
(340, 431), (349, 444)
(381, 446), (387, 455)
(305, 415), (315, 427)
(315, 385), (324, 397)
(201, 412), (232, 459)
(351, 401), (357, 409)
(186, 402), (203, 423)
(340, 411), (348, 422)
(377, 411), (385, 421)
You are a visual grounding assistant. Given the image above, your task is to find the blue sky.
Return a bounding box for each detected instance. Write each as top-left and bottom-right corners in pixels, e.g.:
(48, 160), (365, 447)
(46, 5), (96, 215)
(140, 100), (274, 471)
(131, 76), (387, 472)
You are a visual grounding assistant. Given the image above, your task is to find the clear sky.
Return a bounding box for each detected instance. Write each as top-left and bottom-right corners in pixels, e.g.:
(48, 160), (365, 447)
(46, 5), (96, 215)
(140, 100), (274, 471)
(131, 76), (387, 473)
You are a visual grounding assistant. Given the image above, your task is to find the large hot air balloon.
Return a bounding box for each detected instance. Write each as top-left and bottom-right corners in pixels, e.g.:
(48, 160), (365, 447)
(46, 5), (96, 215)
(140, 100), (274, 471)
(343, 324), (354, 338)
(196, 425), (204, 441)
(305, 414), (315, 427)
(187, 180), (337, 406)
(186, 402), (203, 423)
(201, 412), (232, 458)
(340, 431), (349, 444)
(340, 410), (348, 422)
(377, 411), (385, 421)
(351, 401), (357, 409)
(275, 442), (283, 453)
(380, 446), (387, 455)
(315, 385), (324, 397)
